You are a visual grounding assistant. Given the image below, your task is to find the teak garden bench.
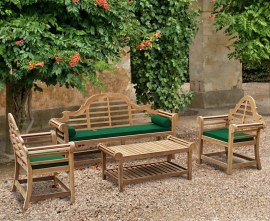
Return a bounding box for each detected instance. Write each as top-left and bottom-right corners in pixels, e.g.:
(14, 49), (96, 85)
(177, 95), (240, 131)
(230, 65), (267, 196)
(197, 95), (265, 175)
(49, 93), (178, 165)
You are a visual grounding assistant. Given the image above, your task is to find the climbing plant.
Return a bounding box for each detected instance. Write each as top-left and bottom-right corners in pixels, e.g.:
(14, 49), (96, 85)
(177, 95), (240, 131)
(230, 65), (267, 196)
(131, 0), (198, 111)
(212, 0), (270, 69)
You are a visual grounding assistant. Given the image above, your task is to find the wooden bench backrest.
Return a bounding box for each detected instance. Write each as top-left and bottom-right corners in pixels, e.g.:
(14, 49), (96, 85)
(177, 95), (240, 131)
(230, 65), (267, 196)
(228, 95), (262, 125)
(60, 93), (157, 130)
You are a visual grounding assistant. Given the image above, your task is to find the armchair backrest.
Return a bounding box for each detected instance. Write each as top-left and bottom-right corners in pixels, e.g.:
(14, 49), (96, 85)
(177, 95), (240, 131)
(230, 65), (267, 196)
(228, 95), (262, 125)
(8, 113), (28, 170)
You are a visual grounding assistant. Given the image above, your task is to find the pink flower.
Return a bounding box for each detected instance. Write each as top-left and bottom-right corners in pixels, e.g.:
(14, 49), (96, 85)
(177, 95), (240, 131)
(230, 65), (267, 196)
(103, 2), (109, 10)
(15, 40), (25, 45)
(69, 60), (76, 67)
(96, 0), (109, 10)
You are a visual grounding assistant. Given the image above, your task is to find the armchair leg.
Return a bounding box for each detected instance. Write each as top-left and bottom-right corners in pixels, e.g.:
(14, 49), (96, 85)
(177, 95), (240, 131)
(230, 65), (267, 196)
(23, 173), (33, 210)
(69, 155), (75, 204)
(226, 146), (233, 175)
(53, 172), (58, 187)
(11, 162), (20, 192)
(198, 139), (203, 164)
(254, 143), (262, 170)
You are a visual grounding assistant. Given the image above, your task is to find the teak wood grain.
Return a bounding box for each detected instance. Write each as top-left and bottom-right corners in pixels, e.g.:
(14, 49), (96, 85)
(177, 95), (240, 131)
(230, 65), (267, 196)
(8, 113), (75, 210)
(197, 95), (265, 175)
(49, 93), (178, 165)
(98, 136), (194, 192)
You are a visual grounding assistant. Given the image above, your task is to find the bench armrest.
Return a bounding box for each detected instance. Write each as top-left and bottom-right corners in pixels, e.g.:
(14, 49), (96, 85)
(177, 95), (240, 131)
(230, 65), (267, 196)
(157, 110), (179, 135)
(49, 119), (69, 143)
(49, 119), (66, 131)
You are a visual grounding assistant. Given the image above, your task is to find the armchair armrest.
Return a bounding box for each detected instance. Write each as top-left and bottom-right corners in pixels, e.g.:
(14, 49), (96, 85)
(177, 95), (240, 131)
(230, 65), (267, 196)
(229, 122), (265, 133)
(26, 142), (76, 155)
(26, 142), (76, 168)
(21, 130), (57, 146)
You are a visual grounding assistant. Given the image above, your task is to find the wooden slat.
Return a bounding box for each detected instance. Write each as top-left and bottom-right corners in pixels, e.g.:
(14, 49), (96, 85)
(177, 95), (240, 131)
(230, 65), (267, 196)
(105, 161), (187, 185)
(201, 155), (227, 168)
(31, 192), (70, 201)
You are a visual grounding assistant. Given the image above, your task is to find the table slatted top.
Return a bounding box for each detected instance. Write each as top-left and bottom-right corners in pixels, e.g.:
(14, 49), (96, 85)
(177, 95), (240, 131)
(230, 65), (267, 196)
(102, 140), (190, 160)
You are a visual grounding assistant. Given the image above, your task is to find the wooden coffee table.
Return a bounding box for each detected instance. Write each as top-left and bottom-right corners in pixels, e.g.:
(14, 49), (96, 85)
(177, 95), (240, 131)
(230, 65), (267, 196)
(98, 136), (194, 192)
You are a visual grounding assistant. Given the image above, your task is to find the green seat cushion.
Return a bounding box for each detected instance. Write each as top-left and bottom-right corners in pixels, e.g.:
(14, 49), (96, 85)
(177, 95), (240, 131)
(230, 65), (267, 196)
(68, 125), (76, 138)
(30, 154), (68, 170)
(151, 115), (171, 128)
(203, 128), (253, 143)
(70, 124), (170, 141)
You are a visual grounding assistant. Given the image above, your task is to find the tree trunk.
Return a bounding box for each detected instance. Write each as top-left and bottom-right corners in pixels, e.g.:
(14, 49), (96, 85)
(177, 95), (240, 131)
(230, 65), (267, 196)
(5, 83), (32, 154)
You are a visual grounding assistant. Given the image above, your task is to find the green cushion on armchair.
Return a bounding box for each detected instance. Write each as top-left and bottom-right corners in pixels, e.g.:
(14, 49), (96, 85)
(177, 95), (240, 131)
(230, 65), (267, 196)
(30, 154), (68, 170)
(203, 128), (254, 143)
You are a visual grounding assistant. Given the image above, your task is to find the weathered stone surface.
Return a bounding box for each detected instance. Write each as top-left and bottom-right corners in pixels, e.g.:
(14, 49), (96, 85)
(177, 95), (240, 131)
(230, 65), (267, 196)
(189, 0), (243, 108)
(0, 53), (133, 116)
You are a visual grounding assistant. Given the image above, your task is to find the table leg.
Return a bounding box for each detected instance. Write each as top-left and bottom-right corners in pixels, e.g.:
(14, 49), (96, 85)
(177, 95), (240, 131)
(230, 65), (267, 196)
(102, 152), (107, 180)
(118, 159), (124, 192)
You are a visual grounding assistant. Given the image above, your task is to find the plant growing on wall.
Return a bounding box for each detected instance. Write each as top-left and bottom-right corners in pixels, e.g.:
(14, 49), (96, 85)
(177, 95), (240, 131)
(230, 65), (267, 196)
(0, 0), (139, 129)
(212, 0), (270, 70)
(131, 0), (198, 111)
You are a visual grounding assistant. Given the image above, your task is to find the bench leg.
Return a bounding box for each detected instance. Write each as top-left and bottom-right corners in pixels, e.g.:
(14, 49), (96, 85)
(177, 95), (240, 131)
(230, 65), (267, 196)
(102, 152), (107, 180)
(118, 160), (124, 192)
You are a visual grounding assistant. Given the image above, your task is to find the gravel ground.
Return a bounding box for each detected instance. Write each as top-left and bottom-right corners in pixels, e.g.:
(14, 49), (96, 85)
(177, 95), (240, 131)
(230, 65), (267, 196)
(1, 112), (270, 221)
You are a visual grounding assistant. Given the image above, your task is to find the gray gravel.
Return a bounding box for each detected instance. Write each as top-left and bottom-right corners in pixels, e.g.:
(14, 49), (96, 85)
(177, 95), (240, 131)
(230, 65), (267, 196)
(1, 114), (270, 221)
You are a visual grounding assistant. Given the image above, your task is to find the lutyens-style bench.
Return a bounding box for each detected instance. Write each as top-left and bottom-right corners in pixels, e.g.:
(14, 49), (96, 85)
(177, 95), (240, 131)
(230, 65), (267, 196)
(49, 93), (178, 165)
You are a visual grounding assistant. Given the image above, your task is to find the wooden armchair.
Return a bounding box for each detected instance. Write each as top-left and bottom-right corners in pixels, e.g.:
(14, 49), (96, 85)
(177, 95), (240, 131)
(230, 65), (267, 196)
(8, 113), (76, 210)
(197, 96), (265, 175)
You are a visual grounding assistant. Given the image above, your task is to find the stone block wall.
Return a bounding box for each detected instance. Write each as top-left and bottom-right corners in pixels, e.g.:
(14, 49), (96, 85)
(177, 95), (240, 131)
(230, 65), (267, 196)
(189, 0), (244, 108)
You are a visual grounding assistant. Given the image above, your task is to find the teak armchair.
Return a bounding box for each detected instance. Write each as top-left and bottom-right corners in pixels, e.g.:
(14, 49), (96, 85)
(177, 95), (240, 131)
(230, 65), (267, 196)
(197, 96), (265, 175)
(8, 113), (76, 210)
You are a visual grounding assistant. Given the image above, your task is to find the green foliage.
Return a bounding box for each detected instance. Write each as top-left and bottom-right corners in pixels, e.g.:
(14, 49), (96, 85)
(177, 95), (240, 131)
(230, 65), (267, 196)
(213, 0), (270, 67)
(0, 0), (139, 92)
(242, 64), (270, 83)
(131, 0), (198, 111)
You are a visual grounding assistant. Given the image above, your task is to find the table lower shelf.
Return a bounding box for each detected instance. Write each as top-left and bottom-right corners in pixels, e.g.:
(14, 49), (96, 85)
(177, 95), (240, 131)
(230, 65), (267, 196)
(105, 161), (188, 184)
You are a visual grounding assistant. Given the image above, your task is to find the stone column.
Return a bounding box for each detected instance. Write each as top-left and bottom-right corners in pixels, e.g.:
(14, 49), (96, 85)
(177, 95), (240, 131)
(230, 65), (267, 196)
(189, 0), (243, 108)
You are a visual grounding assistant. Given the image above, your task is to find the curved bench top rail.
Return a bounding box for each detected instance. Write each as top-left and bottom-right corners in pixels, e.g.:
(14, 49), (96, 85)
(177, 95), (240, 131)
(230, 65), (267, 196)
(54, 93), (159, 130)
